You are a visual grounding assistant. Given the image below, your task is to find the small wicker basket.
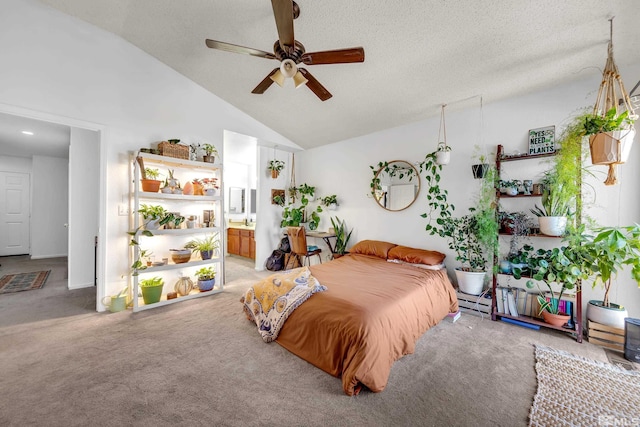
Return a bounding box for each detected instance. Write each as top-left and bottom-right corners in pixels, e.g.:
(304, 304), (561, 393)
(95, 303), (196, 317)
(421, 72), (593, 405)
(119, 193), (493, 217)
(158, 141), (189, 160)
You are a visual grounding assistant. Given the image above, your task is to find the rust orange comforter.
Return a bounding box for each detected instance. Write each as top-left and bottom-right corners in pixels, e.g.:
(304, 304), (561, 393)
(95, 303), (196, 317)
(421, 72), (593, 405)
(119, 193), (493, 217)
(275, 253), (459, 395)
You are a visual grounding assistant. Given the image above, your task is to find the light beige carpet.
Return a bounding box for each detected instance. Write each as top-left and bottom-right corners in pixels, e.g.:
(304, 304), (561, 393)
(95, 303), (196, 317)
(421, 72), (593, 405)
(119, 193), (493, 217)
(529, 345), (640, 426)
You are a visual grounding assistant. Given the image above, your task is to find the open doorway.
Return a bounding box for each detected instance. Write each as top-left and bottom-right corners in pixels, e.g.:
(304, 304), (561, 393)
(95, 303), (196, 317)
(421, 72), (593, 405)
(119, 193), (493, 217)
(0, 110), (102, 315)
(223, 130), (258, 279)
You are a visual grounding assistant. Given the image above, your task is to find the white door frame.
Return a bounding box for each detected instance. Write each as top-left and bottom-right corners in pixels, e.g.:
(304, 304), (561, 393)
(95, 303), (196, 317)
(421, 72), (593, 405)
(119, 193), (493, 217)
(0, 102), (107, 310)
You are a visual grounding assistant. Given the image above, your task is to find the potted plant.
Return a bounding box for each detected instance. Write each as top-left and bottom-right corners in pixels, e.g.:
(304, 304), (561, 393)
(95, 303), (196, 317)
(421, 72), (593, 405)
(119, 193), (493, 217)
(471, 154), (490, 179)
(184, 233), (220, 260)
(581, 225), (640, 328)
(435, 141), (451, 165)
(194, 266), (216, 292)
(281, 183), (323, 230)
(506, 243), (534, 276)
(330, 216), (353, 258)
(320, 195), (338, 210)
(202, 144), (218, 163)
(272, 194), (285, 206)
(522, 245), (586, 327)
(139, 276), (164, 305)
(137, 204), (184, 230)
(584, 107), (636, 170)
(268, 159), (285, 178)
(421, 152), (498, 294)
(141, 167), (162, 193)
(498, 179), (521, 196)
(529, 175), (571, 237)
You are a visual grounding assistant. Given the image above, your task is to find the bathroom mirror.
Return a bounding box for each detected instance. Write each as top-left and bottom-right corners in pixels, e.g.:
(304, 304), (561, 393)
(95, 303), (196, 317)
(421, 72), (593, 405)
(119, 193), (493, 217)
(229, 187), (245, 214)
(371, 160), (420, 211)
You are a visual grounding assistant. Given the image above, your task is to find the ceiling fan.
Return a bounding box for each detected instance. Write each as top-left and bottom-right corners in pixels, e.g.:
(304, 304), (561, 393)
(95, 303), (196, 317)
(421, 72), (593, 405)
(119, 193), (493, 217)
(205, 0), (365, 101)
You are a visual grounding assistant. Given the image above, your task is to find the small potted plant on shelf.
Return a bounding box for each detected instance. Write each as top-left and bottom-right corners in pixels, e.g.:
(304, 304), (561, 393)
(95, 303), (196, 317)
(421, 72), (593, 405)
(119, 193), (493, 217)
(202, 144), (218, 163)
(194, 266), (216, 292)
(141, 167), (162, 193)
(268, 159), (285, 178)
(330, 216), (353, 258)
(529, 174), (572, 237)
(139, 276), (164, 305)
(498, 179), (521, 196)
(320, 195), (338, 210)
(184, 233), (220, 260)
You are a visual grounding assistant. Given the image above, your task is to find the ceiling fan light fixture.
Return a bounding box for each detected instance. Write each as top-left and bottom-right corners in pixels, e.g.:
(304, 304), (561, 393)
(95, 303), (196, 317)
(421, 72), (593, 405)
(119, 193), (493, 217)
(270, 69), (286, 87)
(280, 59), (297, 78)
(293, 71), (308, 88)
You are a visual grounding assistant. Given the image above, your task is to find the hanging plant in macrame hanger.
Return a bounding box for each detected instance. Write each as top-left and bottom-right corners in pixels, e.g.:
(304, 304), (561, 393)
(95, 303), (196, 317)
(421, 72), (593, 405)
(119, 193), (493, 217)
(435, 104), (451, 165)
(585, 17), (638, 185)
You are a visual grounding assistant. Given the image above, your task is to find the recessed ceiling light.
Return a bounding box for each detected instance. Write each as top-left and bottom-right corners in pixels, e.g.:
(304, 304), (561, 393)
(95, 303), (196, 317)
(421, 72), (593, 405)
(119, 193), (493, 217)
(21, 131), (34, 136)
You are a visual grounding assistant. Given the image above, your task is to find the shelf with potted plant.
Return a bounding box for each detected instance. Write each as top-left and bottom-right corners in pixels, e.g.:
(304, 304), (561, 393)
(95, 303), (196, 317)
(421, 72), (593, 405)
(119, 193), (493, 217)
(492, 125), (584, 340)
(127, 150), (225, 312)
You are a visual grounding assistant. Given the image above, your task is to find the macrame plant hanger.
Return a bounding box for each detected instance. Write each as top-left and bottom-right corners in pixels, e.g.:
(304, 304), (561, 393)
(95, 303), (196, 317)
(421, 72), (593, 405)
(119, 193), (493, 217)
(591, 17), (637, 185)
(435, 104), (451, 165)
(289, 153), (296, 203)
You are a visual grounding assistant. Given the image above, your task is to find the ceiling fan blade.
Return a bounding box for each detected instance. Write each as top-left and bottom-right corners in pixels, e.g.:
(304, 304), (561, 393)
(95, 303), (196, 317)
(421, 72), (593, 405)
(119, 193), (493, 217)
(301, 47), (365, 65)
(271, 0), (295, 51)
(251, 69), (280, 94)
(298, 68), (332, 101)
(205, 39), (276, 60)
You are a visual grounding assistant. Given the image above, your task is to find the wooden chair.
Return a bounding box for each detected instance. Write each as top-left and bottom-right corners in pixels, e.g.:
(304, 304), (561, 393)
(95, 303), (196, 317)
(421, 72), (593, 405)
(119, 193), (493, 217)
(286, 226), (322, 267)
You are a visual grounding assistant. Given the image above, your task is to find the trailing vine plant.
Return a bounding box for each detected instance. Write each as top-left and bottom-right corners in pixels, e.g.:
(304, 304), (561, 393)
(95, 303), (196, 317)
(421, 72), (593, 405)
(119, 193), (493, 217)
(418, 151), (499, 272)
(369, 160), (417, 196)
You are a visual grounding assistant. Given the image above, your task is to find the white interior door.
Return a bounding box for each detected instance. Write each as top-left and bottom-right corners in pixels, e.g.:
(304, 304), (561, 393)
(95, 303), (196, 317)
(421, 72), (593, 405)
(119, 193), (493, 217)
(0, 171), (30, 256)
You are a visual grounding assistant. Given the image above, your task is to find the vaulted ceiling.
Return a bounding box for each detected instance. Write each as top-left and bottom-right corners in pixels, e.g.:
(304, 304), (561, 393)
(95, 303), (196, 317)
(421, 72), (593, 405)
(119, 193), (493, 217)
(38, 0), (640, 149)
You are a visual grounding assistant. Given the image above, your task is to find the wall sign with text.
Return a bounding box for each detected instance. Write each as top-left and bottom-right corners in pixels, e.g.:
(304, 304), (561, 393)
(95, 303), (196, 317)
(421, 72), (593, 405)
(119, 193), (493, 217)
(528, 126), (555, 155)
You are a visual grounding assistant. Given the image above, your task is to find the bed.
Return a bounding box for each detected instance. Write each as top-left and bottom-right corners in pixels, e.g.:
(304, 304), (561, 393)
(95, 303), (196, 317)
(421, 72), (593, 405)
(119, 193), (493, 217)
(242, 240), (459, 396)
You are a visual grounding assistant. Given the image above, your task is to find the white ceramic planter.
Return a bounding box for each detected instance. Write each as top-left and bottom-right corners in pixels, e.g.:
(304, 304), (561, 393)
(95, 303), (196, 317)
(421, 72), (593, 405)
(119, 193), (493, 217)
(505, 186), (518, 196)
(436, 151), (451, 165)
(587, 300), (628, 329)
(538, 216), (567, 236)
(454, 269), (486, 295)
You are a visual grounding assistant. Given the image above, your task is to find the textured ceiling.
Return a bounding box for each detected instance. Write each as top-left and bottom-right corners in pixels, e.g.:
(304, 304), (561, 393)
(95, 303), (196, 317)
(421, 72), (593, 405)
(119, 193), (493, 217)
(37, 0), (640, 149)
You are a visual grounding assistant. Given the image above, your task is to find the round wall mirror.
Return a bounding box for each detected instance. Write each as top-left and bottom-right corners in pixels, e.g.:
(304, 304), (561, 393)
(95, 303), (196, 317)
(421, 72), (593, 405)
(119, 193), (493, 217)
(371, 160), (421, 211)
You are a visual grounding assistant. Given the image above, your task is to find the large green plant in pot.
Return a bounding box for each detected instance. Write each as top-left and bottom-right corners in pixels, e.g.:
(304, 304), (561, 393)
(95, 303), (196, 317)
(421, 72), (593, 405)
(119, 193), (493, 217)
(581, 225), (640, 328)
(420, 151), (499, 295)
(281, 183), (323, 230)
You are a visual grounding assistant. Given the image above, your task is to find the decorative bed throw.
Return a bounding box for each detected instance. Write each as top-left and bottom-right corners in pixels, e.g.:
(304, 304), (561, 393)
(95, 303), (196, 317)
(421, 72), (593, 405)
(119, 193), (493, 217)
(241, 267), (326, 342)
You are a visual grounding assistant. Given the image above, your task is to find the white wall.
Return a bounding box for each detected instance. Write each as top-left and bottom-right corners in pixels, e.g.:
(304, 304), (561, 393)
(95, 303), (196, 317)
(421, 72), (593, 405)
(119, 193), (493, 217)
(31, 156), (68, 258)
(297, 63), (640, 318)
(0, 156), (32, 174)
(68, 127), (100, 289)
(255, 147), (293, 269)
(0, 0), (300, 310)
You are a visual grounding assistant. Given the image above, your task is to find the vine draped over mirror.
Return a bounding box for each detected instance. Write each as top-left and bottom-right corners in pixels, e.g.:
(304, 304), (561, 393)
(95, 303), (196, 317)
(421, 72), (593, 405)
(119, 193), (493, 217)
(369, 160), (420, 211)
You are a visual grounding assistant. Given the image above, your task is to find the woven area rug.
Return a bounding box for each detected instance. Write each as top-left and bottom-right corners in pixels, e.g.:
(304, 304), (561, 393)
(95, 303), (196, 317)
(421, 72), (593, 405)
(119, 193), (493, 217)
(0, 270), (50, 294)
(529, 345), (640, 426)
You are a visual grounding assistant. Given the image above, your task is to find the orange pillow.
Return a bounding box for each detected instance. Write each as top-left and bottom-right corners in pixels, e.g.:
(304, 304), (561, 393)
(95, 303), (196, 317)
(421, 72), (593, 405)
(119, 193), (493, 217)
(387, 245), (446, 266)
(350, 240), (398, 259)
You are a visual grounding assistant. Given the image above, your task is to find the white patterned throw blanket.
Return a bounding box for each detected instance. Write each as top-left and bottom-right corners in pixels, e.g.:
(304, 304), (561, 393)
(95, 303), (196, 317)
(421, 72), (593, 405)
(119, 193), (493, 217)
(241, 267), (326, 342)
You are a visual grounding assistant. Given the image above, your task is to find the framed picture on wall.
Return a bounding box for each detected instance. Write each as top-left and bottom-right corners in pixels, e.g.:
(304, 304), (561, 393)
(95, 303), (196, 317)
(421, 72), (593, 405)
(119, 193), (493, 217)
(528, 126), (555, 155)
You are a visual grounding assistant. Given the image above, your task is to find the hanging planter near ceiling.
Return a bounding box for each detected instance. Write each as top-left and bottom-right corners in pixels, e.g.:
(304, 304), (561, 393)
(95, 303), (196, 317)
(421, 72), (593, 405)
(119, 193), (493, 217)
(435, 105), (452, 165)
(584, 18), (638, 186)
(268, 159), (284, 179)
